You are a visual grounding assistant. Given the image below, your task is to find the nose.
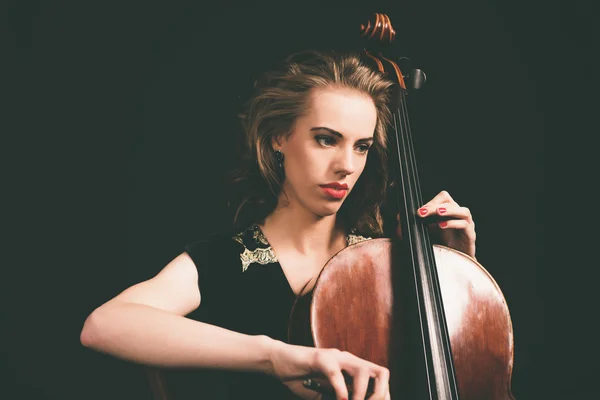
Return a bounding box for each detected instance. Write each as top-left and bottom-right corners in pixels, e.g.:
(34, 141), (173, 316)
(333, 147), (356, 177)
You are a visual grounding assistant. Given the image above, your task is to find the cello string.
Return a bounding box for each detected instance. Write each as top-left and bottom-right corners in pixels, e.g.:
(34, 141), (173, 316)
(397, 88), (432, 279)
(398, 72), (460, 396)
(374, 50), (436, 397)
(376, 41), (456, 397)
(393, 91), (438, 398)
(397, 83), (460, 398)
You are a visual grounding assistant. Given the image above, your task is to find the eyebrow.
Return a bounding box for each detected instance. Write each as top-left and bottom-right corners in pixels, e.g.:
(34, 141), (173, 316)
(310, 127), (374, 143)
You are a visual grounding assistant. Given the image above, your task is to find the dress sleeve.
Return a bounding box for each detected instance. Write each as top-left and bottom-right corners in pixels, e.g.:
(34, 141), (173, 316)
(183, 233), (245, 327)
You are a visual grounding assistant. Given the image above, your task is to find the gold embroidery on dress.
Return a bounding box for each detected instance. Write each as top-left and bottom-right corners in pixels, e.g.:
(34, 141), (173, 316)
(234, 225), (278, 272)
(239, 246), (278, 272)
(252, 226), (269, 246)
(235, 225), (370, 272)
(233, 234), (243, 245)
(347, 233), (371, 246)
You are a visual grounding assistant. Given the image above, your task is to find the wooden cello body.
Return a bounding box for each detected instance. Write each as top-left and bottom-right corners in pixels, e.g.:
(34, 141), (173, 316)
(287, 13), (515, 400)
(288, 241), (515, 399)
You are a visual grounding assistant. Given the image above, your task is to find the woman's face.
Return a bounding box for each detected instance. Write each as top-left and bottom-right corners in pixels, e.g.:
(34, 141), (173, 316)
(276, 87), (378, 217)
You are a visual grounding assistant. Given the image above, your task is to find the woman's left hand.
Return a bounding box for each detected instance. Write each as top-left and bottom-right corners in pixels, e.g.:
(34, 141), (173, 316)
(416, 190), (477, 258)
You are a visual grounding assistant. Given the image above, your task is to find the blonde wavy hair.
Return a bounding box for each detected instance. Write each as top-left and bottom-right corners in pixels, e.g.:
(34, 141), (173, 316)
(227, 49), (395, 237)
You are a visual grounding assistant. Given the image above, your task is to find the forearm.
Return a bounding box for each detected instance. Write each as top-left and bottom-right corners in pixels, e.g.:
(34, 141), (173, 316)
(80, 302), (276, 374)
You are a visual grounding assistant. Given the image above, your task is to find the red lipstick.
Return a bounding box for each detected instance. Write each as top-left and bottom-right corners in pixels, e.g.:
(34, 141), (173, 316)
(319, 182), (349, 199)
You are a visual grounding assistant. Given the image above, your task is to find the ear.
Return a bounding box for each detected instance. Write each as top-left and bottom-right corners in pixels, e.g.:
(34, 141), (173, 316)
(271, 134), (284, 151)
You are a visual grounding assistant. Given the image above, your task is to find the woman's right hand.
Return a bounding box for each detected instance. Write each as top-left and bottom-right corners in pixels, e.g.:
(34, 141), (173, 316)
(267, 339), (390, 400)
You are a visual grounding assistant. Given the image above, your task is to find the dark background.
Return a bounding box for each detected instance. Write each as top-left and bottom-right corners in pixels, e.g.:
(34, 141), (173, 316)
(4, 0), (592, 399)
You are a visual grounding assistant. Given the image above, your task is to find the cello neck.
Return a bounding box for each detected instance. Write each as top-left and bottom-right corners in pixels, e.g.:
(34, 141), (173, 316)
(361, 12), (460, 399)
(392, 85), (460, 400)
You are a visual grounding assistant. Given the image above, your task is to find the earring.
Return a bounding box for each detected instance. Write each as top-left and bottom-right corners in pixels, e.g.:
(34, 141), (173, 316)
(274, 150), (284, 169)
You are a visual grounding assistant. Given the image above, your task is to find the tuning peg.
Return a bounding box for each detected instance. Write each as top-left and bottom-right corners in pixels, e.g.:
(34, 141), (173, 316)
(407, 69), (426, 89)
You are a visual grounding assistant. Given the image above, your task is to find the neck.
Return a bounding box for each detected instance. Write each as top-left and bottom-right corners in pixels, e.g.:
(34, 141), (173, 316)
(259, 193), (346, 256)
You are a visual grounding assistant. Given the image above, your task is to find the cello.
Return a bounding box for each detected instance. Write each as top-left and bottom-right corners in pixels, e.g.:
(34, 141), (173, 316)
(287, 13), (515, 400)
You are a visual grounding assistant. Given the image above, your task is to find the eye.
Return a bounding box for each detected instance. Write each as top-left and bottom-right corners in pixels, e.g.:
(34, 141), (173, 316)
(356, 144), (371, 154)
(316, 135), (336, 147)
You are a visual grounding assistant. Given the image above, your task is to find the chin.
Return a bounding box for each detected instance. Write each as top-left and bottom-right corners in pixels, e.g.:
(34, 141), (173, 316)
(312, 202), (343, 217)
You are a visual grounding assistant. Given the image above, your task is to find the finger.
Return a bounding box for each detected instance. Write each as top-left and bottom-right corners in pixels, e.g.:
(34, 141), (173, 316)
(418, 202), (448, 218)
(438, 219), (476, 240)
(436, 190), (455, 204)
(368, 367), (390, 400)
(325, 369), (349, 400)
(435, 204), (473, 221)
(421, 205), (473, 230)
(310, 349), (350, 399)
(348, 368), (371, 400)
(336, 352), (390, 398)
(421, 190), (455, 211)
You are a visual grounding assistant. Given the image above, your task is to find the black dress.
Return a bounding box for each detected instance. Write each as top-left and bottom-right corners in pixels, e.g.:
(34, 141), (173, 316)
(160, 223), (370, 400)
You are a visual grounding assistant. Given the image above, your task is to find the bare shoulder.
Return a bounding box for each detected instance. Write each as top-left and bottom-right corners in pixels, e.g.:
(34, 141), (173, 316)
(98, 252), (201, 317)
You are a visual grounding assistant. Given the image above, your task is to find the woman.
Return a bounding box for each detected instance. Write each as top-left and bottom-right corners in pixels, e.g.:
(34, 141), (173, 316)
(80, 50), (476, 400)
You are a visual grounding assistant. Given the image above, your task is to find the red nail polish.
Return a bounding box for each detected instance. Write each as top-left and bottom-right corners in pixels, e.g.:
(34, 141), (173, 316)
(439, 221), (448, 228)
(438, 207), (446, 214)
(419, 208), (428, 216)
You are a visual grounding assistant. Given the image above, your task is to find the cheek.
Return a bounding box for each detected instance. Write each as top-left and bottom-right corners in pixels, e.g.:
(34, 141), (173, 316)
(286, 144), (321, 172)
(286, 151), (322, 185)
(357, 156), (369, 173)
(352, 156), (369, 177)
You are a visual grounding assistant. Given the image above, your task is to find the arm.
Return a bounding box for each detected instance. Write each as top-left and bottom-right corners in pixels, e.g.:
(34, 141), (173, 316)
(79, 252), (273, 374)
(80, 252), (391, 400)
